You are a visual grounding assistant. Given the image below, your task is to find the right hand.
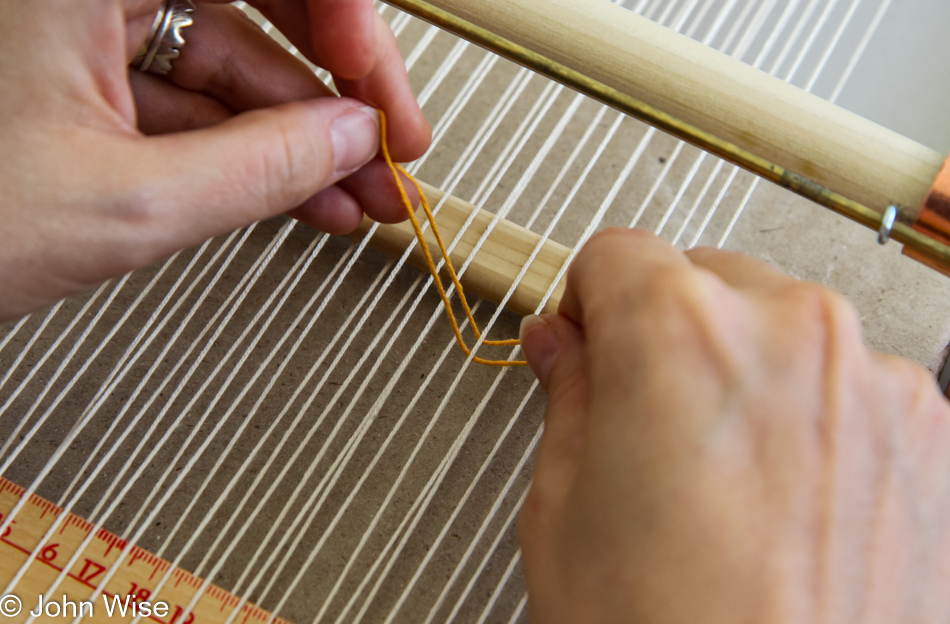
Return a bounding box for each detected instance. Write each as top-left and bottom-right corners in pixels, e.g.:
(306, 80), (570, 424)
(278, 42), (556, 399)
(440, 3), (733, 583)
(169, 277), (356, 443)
(518, 228), (950, 623)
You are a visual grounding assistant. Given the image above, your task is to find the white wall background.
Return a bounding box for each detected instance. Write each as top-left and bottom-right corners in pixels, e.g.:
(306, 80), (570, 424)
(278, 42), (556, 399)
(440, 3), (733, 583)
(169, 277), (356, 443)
(837, 0), (950, 153)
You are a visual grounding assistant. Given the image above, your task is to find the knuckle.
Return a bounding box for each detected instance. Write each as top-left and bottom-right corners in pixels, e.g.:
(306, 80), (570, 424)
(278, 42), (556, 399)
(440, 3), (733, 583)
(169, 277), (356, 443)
(819, 288), (861, 329)
(570, 230), (745, 386)
(779, 282), (861, 337)
(683, 245), (720, 263)
(587, 227), (654, 250)
(590, 264), (741, 378)
(262, 124), (299, 202)
(518, 472), (561, 543)
(646, 262), (702, 299)
(860, 354), (948, 444)
(579, 228), (651, 258)
(570, 230), (611, 275)
(770, 283), (867, 383)
(586, 262), (706, 328)
(824, 289), (861, 338)
(621, 262), (711, 322)
(875, 354), (936, 402)
(902, 363), (935, 401)
(653, 270), (740, 370)
(568, 228), (659, 291)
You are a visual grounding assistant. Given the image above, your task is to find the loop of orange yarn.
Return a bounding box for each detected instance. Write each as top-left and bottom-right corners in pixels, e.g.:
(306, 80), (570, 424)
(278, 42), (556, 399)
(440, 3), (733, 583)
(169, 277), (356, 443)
(377, 111), (527, 368)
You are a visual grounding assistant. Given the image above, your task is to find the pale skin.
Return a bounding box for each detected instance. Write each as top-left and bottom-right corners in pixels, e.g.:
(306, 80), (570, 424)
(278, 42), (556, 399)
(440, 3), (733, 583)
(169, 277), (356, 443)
(0, 0), (429, 320)
(518, 229), (950, 623)
(4, 2), (950, 622)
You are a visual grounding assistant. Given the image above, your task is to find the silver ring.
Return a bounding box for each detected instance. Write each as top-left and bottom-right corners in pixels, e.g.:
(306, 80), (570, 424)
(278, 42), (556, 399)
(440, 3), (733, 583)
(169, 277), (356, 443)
(878, 204), (898, 245)
(132, 0), (196, 75)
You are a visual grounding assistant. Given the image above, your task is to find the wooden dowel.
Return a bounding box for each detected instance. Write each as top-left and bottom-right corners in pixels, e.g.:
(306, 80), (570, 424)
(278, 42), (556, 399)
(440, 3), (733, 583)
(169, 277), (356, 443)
(356, 0), (950, 309)
(421, 0), (944, 220)
(352, 182), (570, 315)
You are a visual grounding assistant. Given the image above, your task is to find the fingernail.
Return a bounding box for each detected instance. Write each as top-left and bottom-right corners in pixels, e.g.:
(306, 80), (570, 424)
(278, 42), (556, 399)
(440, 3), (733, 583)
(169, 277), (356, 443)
(331, 106), (380, 176)
(520, 315), (559, 387)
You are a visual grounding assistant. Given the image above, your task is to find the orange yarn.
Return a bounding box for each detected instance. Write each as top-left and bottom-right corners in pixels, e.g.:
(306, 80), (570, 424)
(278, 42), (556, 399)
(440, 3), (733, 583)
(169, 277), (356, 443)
(378, 111), (527, 368)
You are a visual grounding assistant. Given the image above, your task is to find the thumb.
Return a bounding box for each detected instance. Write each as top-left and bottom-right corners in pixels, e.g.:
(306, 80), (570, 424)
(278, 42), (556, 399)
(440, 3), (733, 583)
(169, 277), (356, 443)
(135, 97), (379, 249)
(520, 314), (590, 462)
(520, 313), (587, 393)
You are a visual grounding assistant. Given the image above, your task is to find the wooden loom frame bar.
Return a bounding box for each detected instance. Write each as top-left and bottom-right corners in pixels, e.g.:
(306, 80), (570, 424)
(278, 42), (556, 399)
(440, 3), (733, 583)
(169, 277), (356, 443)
(360, 0), (950, 313)
(394, 0), (945, 216)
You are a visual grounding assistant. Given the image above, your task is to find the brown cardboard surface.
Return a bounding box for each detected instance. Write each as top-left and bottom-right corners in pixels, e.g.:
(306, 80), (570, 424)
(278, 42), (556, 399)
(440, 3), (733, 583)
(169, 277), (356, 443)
(1, 3), (949, 623)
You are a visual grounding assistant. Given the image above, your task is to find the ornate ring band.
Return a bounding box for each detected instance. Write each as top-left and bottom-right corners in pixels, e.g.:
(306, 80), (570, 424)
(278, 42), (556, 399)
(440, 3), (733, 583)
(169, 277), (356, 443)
(132, 0), (197, 76)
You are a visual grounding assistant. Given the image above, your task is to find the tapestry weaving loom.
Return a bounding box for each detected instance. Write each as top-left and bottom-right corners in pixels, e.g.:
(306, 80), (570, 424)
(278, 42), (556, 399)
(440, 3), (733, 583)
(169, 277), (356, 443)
(2, 1), (950, 622)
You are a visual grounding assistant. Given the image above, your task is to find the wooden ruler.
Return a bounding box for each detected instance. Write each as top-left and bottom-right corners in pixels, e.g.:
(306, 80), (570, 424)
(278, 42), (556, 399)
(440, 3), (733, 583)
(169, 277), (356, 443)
(0, 478), (289, 624)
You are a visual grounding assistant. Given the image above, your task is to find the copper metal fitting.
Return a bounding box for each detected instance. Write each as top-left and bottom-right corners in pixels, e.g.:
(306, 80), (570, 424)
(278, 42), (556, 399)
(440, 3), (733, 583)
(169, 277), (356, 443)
(904, 154), (950, 275)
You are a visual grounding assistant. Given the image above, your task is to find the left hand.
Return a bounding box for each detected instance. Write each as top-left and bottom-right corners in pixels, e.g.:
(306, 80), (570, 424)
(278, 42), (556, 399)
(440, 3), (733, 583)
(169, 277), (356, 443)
(0, 0), (431, 321)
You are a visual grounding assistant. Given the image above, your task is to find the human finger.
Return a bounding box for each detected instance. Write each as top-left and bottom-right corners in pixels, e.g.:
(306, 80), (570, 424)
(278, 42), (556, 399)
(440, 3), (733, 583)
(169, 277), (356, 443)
(245, 0), (378, 80)
(518, 313), (589, 590)
(125, 97), (380, 258)
(238, 0), (317, 63)
(306, 0), (378, 79)
(520, 314), (590, 461)
(250, 156), (421, 235)
(557, 228), (754, 435)
(129, 70), (231, 133)
(124, 0), (166, 21)
(241, 1), (430, 160)
(335, 11), (432, 162)
(288, 184), (364, 234)
(156, 3), (428, 163)
(287, 168), (420, 234)
(132, 80), (418, 233)
(685, 246), (795, 291)
(163, 3), (334, 113)
(336, 157), (421, 224)
(558, 228), (691, 329)
(125, 2), (164, 60)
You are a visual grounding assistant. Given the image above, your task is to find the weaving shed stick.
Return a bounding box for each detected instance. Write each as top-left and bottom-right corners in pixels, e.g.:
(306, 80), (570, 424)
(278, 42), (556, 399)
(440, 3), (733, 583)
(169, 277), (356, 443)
(353, 182), (570, 316)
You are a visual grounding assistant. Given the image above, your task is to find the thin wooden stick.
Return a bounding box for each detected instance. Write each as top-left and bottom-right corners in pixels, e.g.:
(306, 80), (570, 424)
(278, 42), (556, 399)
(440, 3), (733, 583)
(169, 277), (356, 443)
(353, 182), (570, 316)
